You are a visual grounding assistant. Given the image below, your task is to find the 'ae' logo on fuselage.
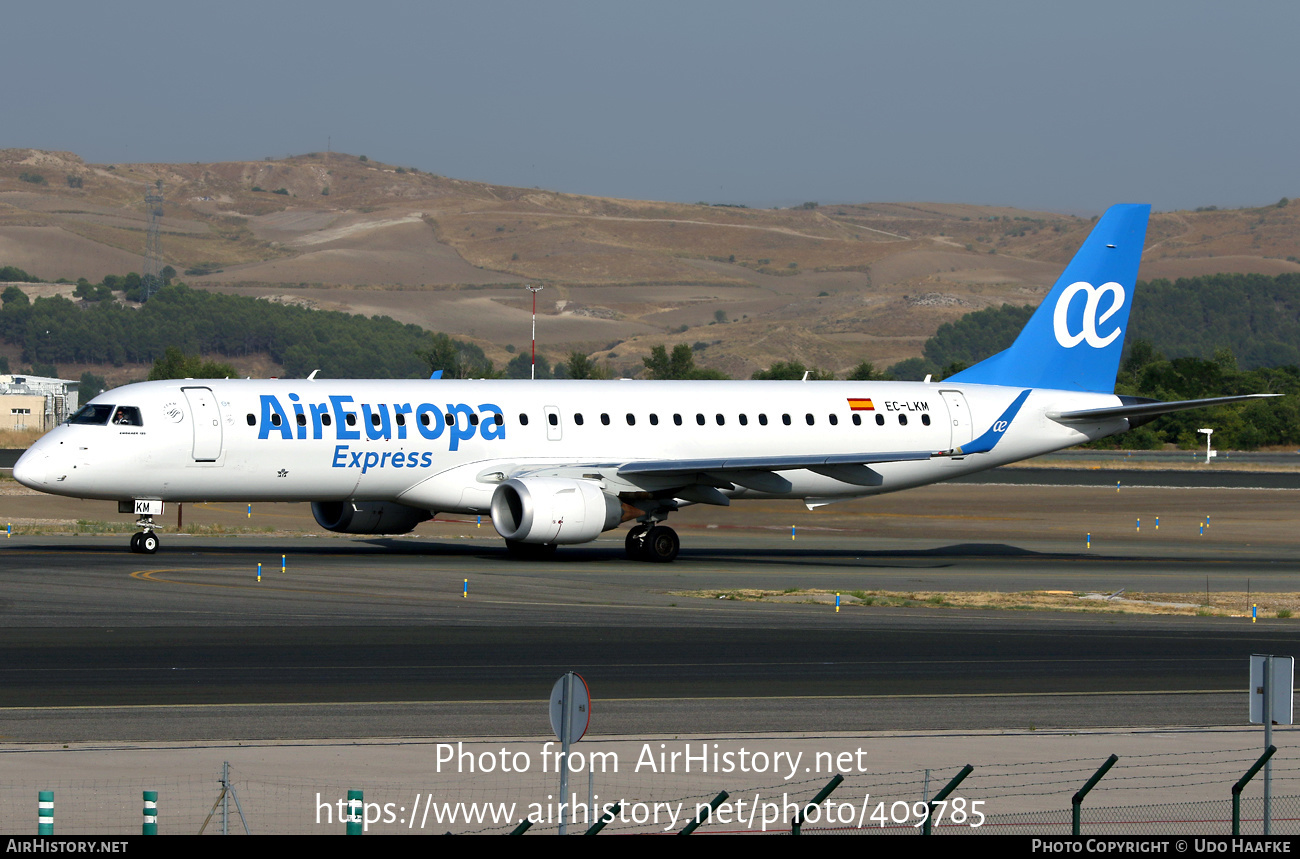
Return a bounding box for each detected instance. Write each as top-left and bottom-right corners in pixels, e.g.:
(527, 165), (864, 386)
(1052, 281), (1126, 349)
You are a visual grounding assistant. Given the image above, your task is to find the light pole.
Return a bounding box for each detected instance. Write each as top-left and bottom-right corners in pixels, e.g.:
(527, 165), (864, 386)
(526, 284), (544, 380)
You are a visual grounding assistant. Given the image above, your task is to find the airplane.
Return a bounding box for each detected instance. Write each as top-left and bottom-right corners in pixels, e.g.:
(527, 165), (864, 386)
(11, 203), (1274, 561)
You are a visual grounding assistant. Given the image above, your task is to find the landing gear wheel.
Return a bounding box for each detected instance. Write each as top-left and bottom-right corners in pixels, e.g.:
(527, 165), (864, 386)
(129, 532), (143, 553)
(625, 524), (650, 559)
(643, 525), (679, 563)
(140, 532), (159, 554)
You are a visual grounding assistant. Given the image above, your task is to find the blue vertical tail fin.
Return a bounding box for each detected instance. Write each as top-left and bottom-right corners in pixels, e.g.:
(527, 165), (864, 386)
(945, 203), (1150, 393)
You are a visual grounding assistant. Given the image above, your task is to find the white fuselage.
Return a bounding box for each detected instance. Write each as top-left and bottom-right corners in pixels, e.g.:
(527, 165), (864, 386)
(15, 378), (1127, 514)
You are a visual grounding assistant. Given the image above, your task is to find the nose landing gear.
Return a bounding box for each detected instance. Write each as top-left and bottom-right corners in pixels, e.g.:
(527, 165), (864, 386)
(130, 516), (159, 554)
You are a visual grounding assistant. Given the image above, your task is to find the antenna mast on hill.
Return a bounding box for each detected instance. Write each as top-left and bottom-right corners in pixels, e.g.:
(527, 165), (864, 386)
(143, 181), (164, 301)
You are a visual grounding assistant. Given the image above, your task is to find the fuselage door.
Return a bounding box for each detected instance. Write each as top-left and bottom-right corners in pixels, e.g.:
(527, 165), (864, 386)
(182, 386), (223, 462)
(544, 406), (563, 441)
(939, 389), (973, 451)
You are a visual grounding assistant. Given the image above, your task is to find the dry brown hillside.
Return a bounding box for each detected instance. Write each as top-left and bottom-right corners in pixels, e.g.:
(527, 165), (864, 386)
(1, 148), (1296, 379)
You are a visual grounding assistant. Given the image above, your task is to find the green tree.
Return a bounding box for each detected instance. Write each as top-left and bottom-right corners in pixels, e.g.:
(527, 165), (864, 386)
(505, 351), (552, 379)
(147, 346), (236, 380)
(0, 266), (39, 283)
(565, 350), (605, 380)
(752, 361), (833, 381)
(888, 357), (934, 381)
(2, 285), (30, 307)
(643, 344), (728, 379)
(847, 361), (882, 381)
(415, 332), (498, 379)
(417, 333), (464, 378)
(79, 371), (107, 400)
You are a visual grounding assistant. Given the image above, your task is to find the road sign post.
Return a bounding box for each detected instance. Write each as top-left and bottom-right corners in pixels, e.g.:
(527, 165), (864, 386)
(550, 672), (590, 834)
(1249, 654), (1294, 834)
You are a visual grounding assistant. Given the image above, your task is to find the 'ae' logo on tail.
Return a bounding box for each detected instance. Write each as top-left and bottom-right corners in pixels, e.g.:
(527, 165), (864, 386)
(1052, 281), (1126, 349)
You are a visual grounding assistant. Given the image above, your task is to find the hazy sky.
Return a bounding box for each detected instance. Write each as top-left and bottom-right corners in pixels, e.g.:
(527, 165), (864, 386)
(7, 1), (1297, 214)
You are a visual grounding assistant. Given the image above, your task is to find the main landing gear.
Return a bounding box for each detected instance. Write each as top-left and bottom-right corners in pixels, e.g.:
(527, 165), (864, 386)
(625, 522), (679, 563)
(129, 515), (159, 554)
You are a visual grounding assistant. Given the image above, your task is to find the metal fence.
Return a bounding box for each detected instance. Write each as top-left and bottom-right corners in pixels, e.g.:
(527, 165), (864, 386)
(0, 742), (1293, 835)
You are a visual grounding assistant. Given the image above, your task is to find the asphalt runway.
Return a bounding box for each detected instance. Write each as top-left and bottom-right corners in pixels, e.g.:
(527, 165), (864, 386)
(2, 470), (1300, 743)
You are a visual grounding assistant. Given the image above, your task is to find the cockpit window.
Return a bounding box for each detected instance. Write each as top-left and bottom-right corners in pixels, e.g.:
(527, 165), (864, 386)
(68, 404), (114, 425)
(112, 406), (144, 427)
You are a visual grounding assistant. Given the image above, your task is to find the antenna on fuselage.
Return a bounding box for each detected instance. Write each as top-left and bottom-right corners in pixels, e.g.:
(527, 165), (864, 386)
(307, 370), (319, 380)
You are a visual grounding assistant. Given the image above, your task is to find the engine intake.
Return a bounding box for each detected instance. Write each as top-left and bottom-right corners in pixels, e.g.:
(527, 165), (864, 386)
(490, 477), (621, 545)
(311, 500), (431, 535)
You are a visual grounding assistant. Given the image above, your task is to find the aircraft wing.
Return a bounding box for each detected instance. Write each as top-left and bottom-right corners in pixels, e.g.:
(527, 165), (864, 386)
(617, 450), (933, 477)
(1049, 393), (1280, 424)
(615, 450), (936, 495)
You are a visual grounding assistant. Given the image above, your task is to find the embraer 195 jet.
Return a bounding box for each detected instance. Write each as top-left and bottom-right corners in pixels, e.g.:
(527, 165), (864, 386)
(12, 204), (1271, 561)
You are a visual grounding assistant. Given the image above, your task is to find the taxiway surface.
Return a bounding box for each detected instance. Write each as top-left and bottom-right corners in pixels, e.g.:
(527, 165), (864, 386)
(1, 474), (1297, 742)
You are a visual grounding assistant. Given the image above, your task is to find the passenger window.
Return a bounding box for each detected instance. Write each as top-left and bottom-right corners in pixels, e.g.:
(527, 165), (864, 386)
(715, 414), (725, 426)
(805, 414), (814, 426)
(395, 414), (406, 426)
(696, 414), (705, 426)
(494, 413), (503, 426)
(520, 414), (529, 426)
(322, 414), (332, 426)
(297, 413), (307, 426)
(346, 414), (357, 427)
(673, 414), (683, 426)
(626, 413), (636, 426)
(548, 413), (559, 426)
(470, 414), (479, 426)
(739, 414), (748, 426)
(445, 413), (455, 425)
(601, 413), (610, 426)
(270, 413), (282, 427)
(921, 414), (931, 426)
(829, 414), (838, 426)
(876, 414), (885, 426)
(782, 414), (791, 426)
(759, 414), (768, 426)
(650, 414), (659, 426)
(852, 414), (862, 426)
(246, 414), (256, 426)
(899, 414), (908, 426)
(574, 413), (584, 426)
(420, 413), (430, 426)
(370, 413), (381, 427)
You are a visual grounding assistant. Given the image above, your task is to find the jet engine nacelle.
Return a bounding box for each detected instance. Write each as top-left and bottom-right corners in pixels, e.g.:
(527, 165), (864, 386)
(490, 477), (622, 545)
(311, 500), (431, 535)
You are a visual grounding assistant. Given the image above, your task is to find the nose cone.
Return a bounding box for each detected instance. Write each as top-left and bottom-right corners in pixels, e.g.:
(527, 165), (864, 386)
(12, 446), (48, 489)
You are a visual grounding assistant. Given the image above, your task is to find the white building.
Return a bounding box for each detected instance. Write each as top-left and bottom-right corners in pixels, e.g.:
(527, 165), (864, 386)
(0, 375), (80, 432)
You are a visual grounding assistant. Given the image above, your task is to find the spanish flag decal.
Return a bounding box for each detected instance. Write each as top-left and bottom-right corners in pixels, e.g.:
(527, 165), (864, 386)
(847, 398), (875, 411)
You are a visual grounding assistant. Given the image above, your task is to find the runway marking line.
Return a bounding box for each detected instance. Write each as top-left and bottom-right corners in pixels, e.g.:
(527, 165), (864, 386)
(0, 688), (1245, 714)
(131, 568), (375, 599)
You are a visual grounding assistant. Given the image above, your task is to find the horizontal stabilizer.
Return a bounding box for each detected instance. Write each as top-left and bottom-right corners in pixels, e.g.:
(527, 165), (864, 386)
(1049, 394), (1279, 423)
